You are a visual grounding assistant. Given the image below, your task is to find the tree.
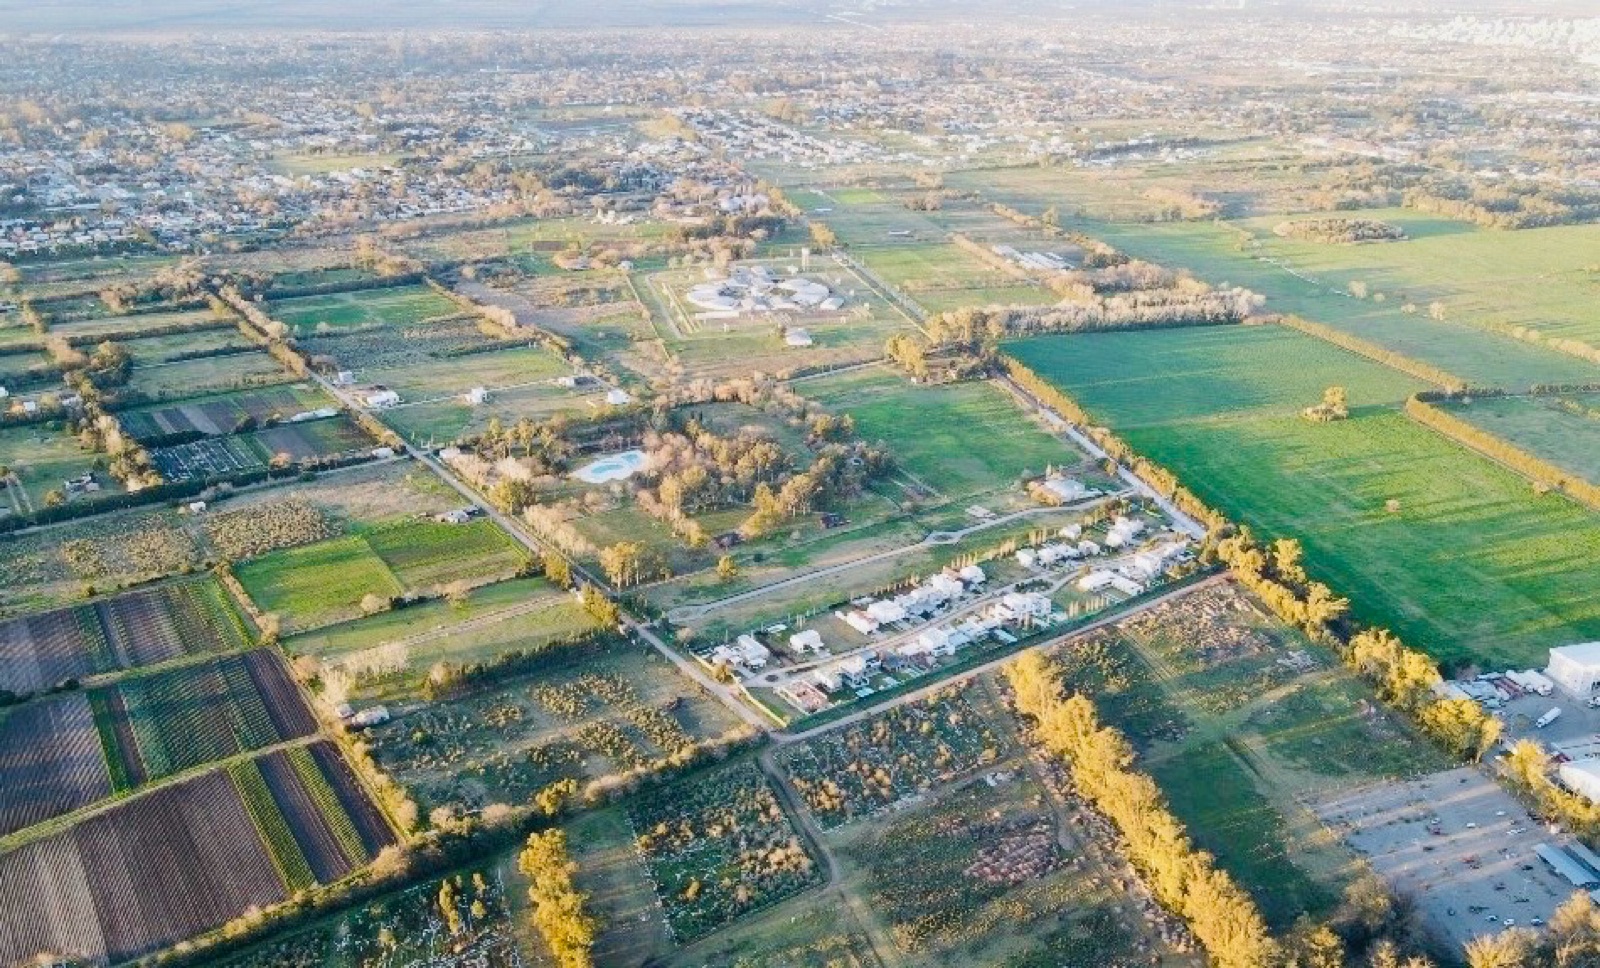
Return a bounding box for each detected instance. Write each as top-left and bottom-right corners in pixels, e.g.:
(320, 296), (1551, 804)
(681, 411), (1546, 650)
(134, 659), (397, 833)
(716, 555), (739, 582)
(518, 830), (597, 968)
(1465, 927), (1536, 968)
(1428, 300), (1447, 321)
(543, 550), (572, 589)
(43, 488), (65, 508)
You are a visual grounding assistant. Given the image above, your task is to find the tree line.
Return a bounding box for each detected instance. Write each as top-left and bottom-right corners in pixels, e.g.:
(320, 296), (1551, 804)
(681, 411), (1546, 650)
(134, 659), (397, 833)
(1005, 651), (1278, 968)
(1406, 393), (1600, 511)
(1003, 353), (1501, 760)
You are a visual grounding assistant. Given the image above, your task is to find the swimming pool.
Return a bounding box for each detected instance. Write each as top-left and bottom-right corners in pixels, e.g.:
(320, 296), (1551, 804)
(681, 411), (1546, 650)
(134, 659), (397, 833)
(573, 449), (647, 484)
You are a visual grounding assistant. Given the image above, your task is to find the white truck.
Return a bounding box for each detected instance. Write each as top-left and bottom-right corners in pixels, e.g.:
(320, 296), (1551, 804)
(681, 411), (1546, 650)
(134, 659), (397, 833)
(1536, 707), (1563, 729)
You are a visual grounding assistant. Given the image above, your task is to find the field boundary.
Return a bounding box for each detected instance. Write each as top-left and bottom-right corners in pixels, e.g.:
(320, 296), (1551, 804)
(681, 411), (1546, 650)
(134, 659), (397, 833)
(1275, 314), (1467, 391)
(1404, 392), (1600, 512)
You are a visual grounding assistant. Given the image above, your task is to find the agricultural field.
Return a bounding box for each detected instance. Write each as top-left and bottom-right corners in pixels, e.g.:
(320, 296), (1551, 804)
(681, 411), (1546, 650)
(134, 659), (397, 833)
(781, 686), (1003, 829)
(1037, 580), (1447, 930)
(297, 315), (539, 374)
(149, 414), (373, 482)
(853, 243), (1056, 314)
(368, 643), (744, 813)
(269, 284), (461, 333)
(121, 325), (259, 364)
(0, 423), (119, 514)
(802, 367), (1079, 505)
(235, 518), (526, 632)
(1008, 326), (1600, 668)
(0, 741), (392, 967)
(967, 166), (1599, 388)
(49, 306), (227, 341)
(0, 576), (252, 696)
(117, 383), (332, 442)
(628, 760), (822, 942)
(0, 461), (452, 616)
(0, 649), (315, 836)
(1442, 392), (1600, 487)
(834, 763), (1182, 966)
(216, 862), (523, 968)
(129, 348), (293, 398)
(288, 576), (598, 702)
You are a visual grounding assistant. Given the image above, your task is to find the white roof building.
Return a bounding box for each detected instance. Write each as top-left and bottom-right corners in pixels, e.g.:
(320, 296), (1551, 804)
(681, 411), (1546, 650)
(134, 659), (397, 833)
(790, 629), (826, 654)
(866, 600), (907, 625)
(959, 564), (987, 585)
(364, 389), (400, 408)
(785, 328), (813, 347)
(464, 387), (489, 405)
(1562, 759), (1600, 803)
(1079, 570), (1117, 593)
(928, 574), (965, 599)
(1549, 643), (1600, 697)
(839, 609), (878, 635)
(605, 389), (633, 406)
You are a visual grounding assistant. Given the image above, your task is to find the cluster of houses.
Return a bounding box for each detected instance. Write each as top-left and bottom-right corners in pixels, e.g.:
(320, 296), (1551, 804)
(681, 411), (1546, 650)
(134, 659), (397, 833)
(684, 264), (845, 319)
(837, 564), (990, 635)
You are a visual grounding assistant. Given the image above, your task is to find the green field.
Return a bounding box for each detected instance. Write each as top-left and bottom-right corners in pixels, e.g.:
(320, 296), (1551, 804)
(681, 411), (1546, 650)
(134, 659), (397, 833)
(130, 350), (291, 398)
(803, 367), (1078, 502)
(1444, 393), (1600, 486)
(286, 577), (595, 701)
(236, 535), (405, 631)
(854, 243), (1055, 313)
(1009, 325), (1600, 668)
(961, 162), (1600, 387)
(236, 519), (526, 632)
(269, 285), (462, 332)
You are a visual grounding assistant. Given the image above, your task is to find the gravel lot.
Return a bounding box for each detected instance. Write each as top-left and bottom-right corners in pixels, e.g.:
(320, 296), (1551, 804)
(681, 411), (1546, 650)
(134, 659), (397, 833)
(1314, 767), (1580, 952)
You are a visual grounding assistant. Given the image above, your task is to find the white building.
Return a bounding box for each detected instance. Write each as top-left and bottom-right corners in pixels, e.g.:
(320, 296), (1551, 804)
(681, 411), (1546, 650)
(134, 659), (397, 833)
(1548, 643), (1600, 697)
(839, 609), (878, 635)
(790, 629), (826, 654)
(605, 389), (633, 406)
(785, 327), (814, 348)
(959, 564), (987, 586)
(866, 600), (907, 625)
(1562, 759), (1600, 803)
(364, 389), (400, 408)
(464, 387), (489, 405)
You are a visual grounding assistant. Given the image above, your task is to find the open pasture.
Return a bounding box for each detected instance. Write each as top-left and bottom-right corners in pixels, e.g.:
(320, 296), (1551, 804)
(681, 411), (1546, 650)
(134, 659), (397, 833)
(961, 164), (1598, 387)
(369, 643), (742, 813)
(629, 760), (822, 942)
(0, 577), (251, 696)
(121, 326), (259, 364)
(50, 306), (226, 341)
(0, 740), (392, 967)
(1009, 326), (1600, 668)
(781, 686), (1002, 829)
(269, 284), (460, 333)
(803, 366), (1077, 503)
(854, 243), (1056, 314)
(1442, 392), (1600, 487)
(356, 341), (572, 401)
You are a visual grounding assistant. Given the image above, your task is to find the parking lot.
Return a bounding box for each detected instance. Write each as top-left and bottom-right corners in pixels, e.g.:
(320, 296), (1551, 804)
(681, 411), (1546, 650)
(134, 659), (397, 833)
(1314, 767), (1578, 951)
(1495, 687), (1600, 760)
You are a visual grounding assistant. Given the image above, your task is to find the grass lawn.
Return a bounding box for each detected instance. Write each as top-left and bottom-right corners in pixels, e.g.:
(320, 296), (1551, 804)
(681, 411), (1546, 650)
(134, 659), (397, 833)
(803, 367), (1077, 501)
(130, 351), (291, 398)
(236, 535), (404, 632)
(1009, 326), (1600, 668)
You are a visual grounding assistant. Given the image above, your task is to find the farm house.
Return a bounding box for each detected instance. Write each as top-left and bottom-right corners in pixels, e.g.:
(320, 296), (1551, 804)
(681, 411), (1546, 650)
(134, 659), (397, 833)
(1547, 643), (1600, 697)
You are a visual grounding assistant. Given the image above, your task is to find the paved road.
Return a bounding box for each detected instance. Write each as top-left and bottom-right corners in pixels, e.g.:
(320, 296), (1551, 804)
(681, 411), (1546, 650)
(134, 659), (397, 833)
(999, 376), (1207, 540)
(769, 573), (1224, 744)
